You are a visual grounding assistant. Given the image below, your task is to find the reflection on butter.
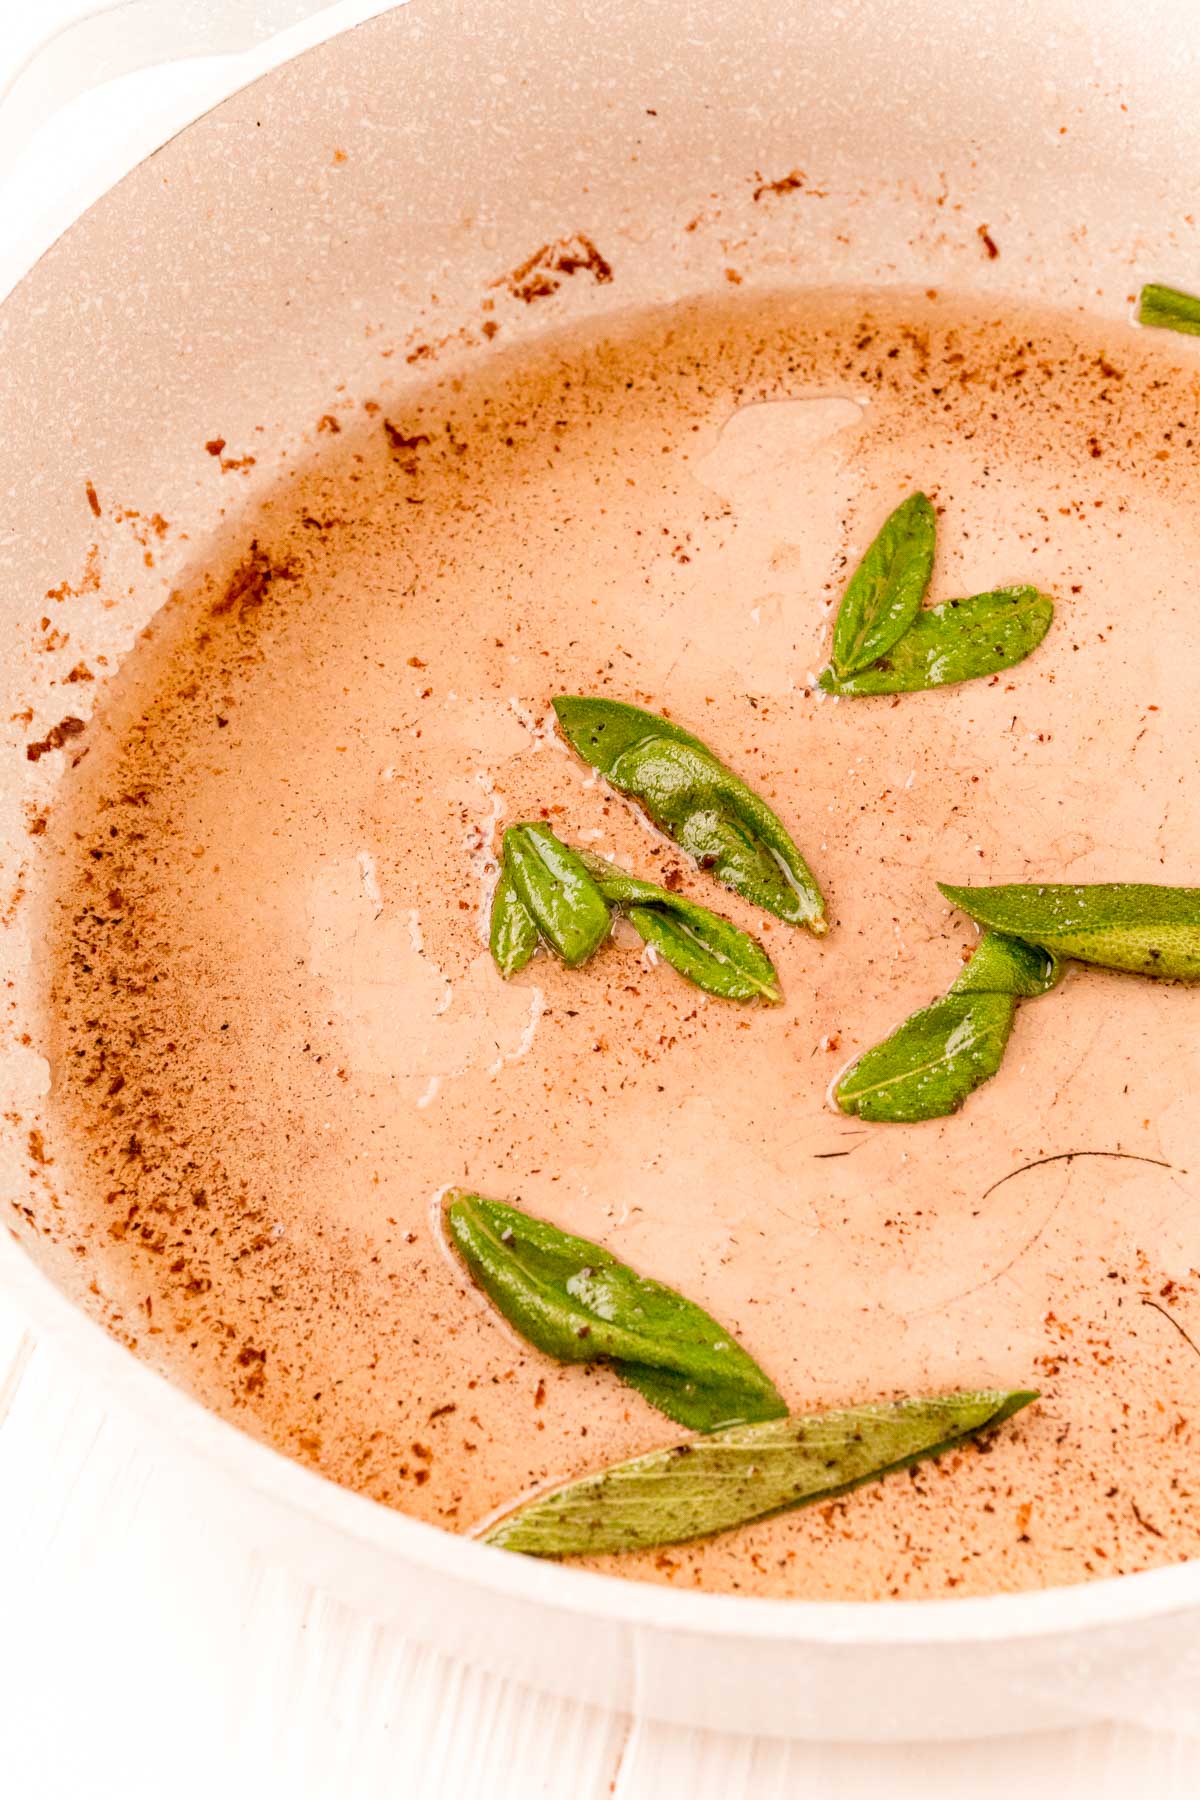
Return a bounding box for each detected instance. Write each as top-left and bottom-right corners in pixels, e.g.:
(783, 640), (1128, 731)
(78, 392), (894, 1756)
(307, 858), (541, 1094)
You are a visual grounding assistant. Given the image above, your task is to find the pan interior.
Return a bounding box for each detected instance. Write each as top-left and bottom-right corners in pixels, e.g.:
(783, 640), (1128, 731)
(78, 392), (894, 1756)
(31, 285), (1200, 1600)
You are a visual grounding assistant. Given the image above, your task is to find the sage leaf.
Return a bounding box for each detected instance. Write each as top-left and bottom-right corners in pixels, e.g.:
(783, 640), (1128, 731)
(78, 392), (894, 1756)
(553, 696), (826, 933)
(940, 882), (1200, 980)
(445, 1192), (786, 1431)
(948, 930), (1061, 998)
(836, 930), (1062, 1122)
(836, 990), (1016, 1123)
(830, 491), (936, 679)
(576, 849), (781, 1003)
(489, 870), (539, 977)
(820, 587), (1053, 696)
(571, 853), (691, 912)
(501, 823), (612, 968)
(626, 905), (780, 1003)
(482, 1387), (1037, 1557)
(1136, 283), (1200, 338)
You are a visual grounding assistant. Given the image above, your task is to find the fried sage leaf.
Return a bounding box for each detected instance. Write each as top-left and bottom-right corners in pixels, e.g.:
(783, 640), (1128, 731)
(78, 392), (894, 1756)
(445, 1192), (785, 1432)
(820, 587), (1054, 696)
(830, 491), (936, 679)
(627, 905), (780, 1003)
(499, 822), (612, 968)
(576, 849), (781, 1003)
(553, 697), (826, 933)
(940, 882), (1200, 980)
(1136, 282), (1200, 338)
(482, 1388), (1037, 1557)
(947, 929), (1061, 999)
(836, 930), (1062, 1122)
(489, 870), (539, 977)
(836, 991), (1016, 1123)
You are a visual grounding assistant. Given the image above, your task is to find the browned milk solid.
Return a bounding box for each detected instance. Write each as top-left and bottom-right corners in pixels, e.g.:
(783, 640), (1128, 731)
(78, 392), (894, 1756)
(36, 291), (1200, 1599)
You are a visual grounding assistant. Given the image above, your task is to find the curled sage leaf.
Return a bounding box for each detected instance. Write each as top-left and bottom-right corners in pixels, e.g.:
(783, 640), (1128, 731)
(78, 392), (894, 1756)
(552, 696), (826, 933)
(576, 849), (781, 1003)
(481, 1387), (1037, 1557)
(835, 930), (1061, 1122)
(820, 587), (1054, 696)
(492, 822), (612, 970)
(830, 491), (936, 679)
(1136, 282), (1200, 338)
(445, 1192), (786, 1432)
(940, 881), (1200, 981)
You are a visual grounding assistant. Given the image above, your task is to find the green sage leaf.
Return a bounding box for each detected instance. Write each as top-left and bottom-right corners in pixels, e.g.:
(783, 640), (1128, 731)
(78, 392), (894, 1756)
(489, 870), (539, 977)
(836, 930), (1062, 1122)
(576, 849), (781, 1003)
(501, 823), (612, 968)
(482, 1387), (1037, 1557)
(948, 930), (1061, 998)
(940, 881), (1200, 980)
(553, 697), (826, 933)
(820, 587), (1054, 696)
(626, 904), (780, 1003)
(836, 990), (1016, 1123)
(445, 1192), (786, 1432)
(830, 491), (936, 679)
(1136, 283), (1200, 338)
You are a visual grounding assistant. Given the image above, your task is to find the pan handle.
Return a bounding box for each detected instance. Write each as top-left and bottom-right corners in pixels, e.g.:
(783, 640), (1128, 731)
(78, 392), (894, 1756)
(0, 0), (397, 178)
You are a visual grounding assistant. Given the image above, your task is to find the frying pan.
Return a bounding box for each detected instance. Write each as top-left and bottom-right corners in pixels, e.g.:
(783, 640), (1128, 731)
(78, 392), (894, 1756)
(2, 0), (1199, 1742)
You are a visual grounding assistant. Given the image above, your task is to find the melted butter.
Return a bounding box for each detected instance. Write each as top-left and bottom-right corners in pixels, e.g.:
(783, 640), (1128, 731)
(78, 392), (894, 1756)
(35, 288), (1200, 1600)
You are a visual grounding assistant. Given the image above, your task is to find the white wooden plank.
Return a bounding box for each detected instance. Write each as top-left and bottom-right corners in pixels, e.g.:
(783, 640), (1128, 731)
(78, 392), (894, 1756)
(611, 1716), (1200, 1800)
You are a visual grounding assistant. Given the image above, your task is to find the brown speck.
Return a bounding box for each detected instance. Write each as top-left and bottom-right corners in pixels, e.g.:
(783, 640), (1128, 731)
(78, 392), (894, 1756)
(64, 662), (93, 684)
(45, 543), (101, 604)
(384, 421), (432, 455)
(493, 234), (613, 304)
(205, 438), (226, 456)
(210, 542), (298, 619)
(977, 224), (1000, 259)
(84, 480), (101, 518)
(1132, 1499), (1165, 1538)
(317, 414), (341, 434)
(752, 169), (825, 202)
(26, 715), (86, 762)
(236, 1343), (267, 1395)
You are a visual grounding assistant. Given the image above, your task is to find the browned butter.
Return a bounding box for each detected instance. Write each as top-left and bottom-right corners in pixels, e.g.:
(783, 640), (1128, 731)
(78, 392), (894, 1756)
(36, 289), (1200, 1598)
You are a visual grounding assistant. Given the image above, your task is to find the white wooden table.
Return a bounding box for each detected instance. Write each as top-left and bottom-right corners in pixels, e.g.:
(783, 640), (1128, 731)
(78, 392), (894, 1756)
(2, 8), (1197, 1793)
